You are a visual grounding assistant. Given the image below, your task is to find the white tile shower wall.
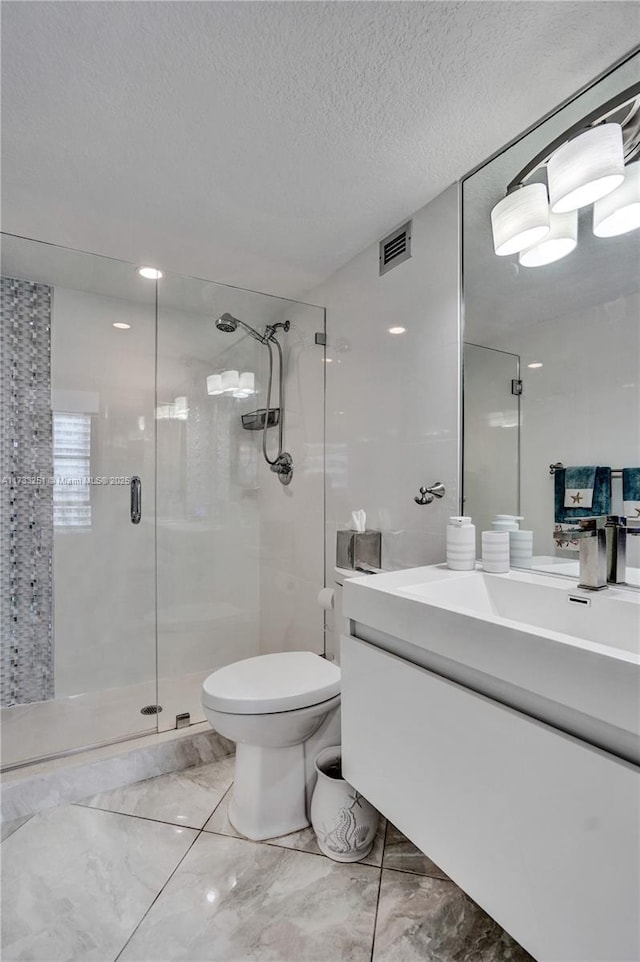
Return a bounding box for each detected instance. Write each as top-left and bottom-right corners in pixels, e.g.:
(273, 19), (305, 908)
(492, 290), (640, 564)
(308, 184), (461, 661)
(51, 287), (157, 698)
(257, 302), (325, 655)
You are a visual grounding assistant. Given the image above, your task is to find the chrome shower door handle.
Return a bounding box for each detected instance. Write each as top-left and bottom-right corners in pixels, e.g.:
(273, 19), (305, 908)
(130, 476), (141, 524)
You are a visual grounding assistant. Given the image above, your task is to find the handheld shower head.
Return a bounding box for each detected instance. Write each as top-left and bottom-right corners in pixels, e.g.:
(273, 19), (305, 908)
(215, 313), (239, 333)
(215, 313), (265, 343)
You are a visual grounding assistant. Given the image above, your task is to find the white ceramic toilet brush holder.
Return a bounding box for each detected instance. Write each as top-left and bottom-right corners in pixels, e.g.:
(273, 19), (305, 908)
(310, 746), (378, 862)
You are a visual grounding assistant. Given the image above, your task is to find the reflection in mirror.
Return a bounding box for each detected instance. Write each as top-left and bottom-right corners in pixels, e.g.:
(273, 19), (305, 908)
(462, 51), (640, 588)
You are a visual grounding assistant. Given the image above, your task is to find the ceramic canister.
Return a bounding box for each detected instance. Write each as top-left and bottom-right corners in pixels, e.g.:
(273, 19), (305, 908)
(310, 745), (378, 862)
(482, 530), (510, 573)
(510, 529), (533, 568)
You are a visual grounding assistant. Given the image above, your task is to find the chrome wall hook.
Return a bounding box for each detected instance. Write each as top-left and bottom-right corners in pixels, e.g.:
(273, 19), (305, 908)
(414, 487), (433, 505)
(414, 482), (445, 505)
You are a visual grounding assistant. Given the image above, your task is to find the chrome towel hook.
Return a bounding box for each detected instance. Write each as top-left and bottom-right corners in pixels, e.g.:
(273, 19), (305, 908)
(414, 482), (445, 505)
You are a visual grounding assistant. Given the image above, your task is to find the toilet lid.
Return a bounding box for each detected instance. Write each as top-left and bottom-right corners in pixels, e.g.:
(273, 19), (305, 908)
(202, 651), (341, 714)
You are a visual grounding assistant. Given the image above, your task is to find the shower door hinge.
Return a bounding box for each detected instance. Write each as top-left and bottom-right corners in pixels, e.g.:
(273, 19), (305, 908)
(315, 332), (327, 346)
(511, 379), (523, 396)
(175, 712), (190, 729)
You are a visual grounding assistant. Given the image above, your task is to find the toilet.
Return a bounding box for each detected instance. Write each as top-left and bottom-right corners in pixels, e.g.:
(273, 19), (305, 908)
(202, 650), (341, 841)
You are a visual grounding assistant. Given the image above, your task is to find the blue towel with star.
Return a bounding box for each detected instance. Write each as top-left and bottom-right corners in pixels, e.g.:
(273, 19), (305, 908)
(623, 467), (640, 519)
(554, 466), (611, 523)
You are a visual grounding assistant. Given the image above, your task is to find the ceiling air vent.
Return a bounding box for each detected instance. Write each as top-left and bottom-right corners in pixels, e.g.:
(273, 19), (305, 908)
(379, 220), (412, 276)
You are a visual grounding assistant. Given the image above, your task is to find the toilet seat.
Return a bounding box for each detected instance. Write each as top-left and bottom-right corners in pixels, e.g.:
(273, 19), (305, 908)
(202, 651), (340, 715)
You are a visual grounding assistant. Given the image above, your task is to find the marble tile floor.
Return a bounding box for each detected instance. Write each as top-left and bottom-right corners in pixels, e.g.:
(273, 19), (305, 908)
(1, 755), (534, 962)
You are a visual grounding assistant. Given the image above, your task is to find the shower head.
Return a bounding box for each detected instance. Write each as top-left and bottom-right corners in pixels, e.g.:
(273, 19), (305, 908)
(215, 313), (239, 333)
(215, 313), (265, 343)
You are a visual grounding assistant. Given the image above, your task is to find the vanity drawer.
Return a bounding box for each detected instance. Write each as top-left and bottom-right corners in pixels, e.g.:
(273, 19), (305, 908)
(341, 634), (640, 962)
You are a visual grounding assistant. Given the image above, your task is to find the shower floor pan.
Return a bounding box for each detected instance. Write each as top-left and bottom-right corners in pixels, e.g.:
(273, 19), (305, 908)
(0, 670), (210, 770)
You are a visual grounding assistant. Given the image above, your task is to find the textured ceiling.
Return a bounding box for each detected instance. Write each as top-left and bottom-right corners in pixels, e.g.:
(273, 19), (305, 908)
(1, 1), (639, 299)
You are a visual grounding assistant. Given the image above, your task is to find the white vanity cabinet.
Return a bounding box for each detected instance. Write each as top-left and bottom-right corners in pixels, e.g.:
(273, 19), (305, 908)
(341, 634), (640, 962)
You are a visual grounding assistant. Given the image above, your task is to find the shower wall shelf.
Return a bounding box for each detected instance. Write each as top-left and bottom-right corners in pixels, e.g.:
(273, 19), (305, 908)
(242, 409), (280, 431)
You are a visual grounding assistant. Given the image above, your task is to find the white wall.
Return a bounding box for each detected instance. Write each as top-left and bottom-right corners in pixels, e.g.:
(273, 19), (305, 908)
(307, 184), (461, 661)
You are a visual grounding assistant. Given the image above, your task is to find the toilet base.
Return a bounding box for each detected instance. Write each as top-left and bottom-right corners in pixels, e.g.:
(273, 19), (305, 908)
(228, 741), (310, 841)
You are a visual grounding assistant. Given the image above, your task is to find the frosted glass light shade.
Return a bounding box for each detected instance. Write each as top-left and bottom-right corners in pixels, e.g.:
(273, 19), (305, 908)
(548, 124), (624, 213)
(174, 396), (188, 420)
(491, 184), (550, 256)
(207, 374), (223, 395)
(222, 370), (239, 393)
(233, 372), (255, 398)
(593, 162), (640, 237)
(239, 372), (255, 394)
(518, 210), (578, 267)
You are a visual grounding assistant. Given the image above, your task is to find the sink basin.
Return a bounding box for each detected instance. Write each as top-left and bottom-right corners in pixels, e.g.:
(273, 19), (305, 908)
(397, 567), (638, 653)
(343, 565), (640, 764)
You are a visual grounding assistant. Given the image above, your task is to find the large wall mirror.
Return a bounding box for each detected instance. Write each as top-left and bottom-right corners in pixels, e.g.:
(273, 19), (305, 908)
(462, 51), (640, 588)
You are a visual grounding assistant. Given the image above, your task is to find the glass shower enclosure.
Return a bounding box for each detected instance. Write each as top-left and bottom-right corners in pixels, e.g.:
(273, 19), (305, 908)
(0, 234), (325, 768)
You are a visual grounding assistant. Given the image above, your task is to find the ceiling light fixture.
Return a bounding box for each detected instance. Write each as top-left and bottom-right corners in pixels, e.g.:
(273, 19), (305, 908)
(489, 83), (640, 263)
(113, 322), (131, 330)
(388, 326), (407, 335)
(518, 210), (578, 268)
(174, 397), (188, 420)
(238, 372), (255, 395)
(138, 267), (163, 280)
(548, 124), (624, 213)
(491, 183), (550, 256)
(207, 374), (223, 395)
(527, 362), (543, 369)
(222, 370), (239, 393)
(593, 161), (640, 237)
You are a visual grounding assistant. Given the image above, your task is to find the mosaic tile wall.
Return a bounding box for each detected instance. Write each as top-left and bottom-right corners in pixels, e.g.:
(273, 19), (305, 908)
(0, 276), (54, 707)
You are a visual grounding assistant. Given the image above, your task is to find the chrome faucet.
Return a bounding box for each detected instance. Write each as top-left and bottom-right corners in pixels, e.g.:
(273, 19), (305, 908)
(605, 515), (640, 585)
(554, 517), (608, 590)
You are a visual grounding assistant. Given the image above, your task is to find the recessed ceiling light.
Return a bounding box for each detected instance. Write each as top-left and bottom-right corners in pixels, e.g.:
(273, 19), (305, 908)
(388, 326), (406, 335)
(138, 267), (163, 280)
(528, 362), (543, 369)
(113, 322), (131, 330)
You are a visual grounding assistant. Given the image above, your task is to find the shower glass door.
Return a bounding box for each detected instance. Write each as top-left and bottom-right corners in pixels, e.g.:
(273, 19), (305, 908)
(155, 273), (326, 730)
(463, 342), (520, 545)
(1, 236), (157, 767)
